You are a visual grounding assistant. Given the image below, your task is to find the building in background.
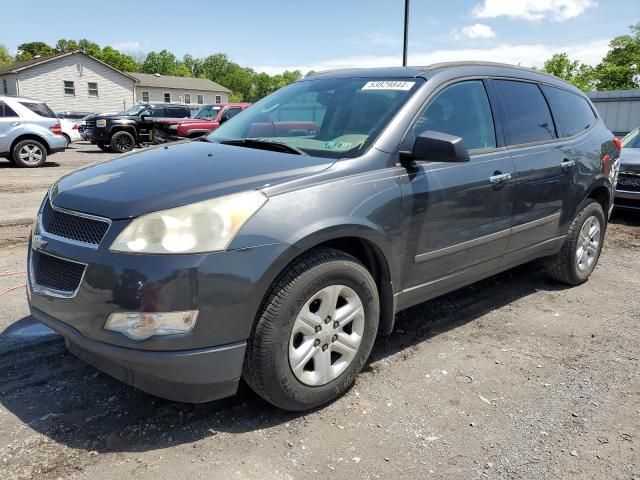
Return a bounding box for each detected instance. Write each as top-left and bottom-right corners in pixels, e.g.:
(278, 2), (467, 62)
(0, 51), (137, 113)
(0, 52), (232, 114)
(129, 73), (230, 106)
(588, 89), (640, 137)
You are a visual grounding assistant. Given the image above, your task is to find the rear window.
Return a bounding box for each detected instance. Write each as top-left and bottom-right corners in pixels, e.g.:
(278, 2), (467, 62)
(541, 85), (596, 137)
(0, 101), (19, 118)
(19, 101), (57, 118)
(494, 80), (556, 145)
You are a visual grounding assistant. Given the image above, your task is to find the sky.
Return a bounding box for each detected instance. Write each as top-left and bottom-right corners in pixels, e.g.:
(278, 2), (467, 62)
(1, 0), (638, 74)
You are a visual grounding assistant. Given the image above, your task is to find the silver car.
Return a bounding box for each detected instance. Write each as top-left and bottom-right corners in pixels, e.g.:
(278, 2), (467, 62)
(0, 96), (67, 167)
(615, 127), (640, 210)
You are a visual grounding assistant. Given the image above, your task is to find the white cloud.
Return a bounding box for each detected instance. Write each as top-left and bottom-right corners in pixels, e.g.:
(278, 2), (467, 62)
(112, 41), (142, 52)
(253, 39), (609, 75)
(453, 24), (497, 40)
(472, 0), (596, 22)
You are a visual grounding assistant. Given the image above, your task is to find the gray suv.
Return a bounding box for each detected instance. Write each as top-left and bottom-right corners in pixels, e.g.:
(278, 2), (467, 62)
(27, 63), (619, 411)
(0, 96), (67, 167)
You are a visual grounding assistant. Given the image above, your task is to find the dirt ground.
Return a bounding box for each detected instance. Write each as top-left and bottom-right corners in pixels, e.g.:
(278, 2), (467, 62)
(0, 144), (638, 480)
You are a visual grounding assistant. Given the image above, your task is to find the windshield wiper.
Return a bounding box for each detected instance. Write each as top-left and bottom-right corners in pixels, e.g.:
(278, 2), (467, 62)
(221, 138), (308, 156)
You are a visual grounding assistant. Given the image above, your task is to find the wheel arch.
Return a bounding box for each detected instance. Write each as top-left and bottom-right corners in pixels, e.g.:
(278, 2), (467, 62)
(10, 134), (51, 154)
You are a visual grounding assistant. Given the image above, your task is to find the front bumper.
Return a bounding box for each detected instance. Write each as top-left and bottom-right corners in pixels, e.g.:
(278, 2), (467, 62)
(83, 127), (110, 143)
(614, 189), (640, 210)
(32, 306), (246, 402)
(27, 214), (298, 401)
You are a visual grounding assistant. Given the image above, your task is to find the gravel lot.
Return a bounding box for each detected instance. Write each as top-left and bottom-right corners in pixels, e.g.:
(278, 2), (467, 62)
(0, 144), (638, 480)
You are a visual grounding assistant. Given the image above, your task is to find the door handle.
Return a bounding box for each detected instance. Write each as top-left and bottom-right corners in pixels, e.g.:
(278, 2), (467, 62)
(9, 122), (21, 126)
(561, 159), (575, 170)
(489, 172), (511, 184)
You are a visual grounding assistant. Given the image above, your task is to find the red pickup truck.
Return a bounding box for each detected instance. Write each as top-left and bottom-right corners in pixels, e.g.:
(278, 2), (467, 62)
(153, 103), (251, 140)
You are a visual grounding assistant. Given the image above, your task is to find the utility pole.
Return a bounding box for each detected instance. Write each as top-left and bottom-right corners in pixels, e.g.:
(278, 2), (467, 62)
(402, 0), (410, 66)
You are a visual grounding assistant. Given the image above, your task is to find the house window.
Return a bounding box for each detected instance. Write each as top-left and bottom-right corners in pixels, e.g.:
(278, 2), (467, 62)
(197, 94), (204, 104)
(184, 93), (191, 104)
(64, 81), (75, 96)
(88, 82), (98, 97)
(2, 79), (7, 95)
(142, 90), (150, 102)
(164, 92), (171, 103)
(215, 95), (222, 104)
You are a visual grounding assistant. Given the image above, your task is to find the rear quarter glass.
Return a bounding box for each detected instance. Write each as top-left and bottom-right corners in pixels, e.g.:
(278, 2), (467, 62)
(19, 101), (57, 119)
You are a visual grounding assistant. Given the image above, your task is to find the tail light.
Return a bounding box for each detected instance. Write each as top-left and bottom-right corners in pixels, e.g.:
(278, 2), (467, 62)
(49, 123), (62, 135)
(72, 123), (78, 130)
(613, 138), (622, 150)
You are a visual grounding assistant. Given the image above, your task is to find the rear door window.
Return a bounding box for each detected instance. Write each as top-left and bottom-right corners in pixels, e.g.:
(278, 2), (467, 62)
(0, 101), (19, 117)
(410, 80), (497, 152)
(19, 101), (57, 118)
(494, 80), (556, 145)
(541, 85), (596, 137)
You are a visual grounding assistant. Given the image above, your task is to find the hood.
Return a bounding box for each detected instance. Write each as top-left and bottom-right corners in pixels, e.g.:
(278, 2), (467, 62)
(51, 141), (334, 219)
(620, 148), (640, 171)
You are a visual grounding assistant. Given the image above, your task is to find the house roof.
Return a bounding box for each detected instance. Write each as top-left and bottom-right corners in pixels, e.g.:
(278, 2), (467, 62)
(128, 72), (231, 93)
(0, 51), (139, 82)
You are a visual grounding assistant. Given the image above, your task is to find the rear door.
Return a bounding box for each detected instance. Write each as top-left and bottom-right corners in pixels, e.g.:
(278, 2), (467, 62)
(400, 79), (515, 298)
(0, 101), (22, 154)
(491, 79), (574, 251)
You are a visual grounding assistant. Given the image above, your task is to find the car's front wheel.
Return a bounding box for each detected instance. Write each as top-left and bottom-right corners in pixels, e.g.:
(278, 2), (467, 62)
(244, 248), (379, 411)
(110, 131), (135, 153)
(12, 139), (47, 167)
(544, 198), (605, 285)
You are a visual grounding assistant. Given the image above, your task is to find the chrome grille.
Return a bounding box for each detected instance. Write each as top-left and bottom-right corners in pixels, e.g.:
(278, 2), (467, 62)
(617, 173), (640, 192)
(41, 200), (109, 246)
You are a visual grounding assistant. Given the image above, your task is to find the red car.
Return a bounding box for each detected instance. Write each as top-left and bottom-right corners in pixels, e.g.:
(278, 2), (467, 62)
(153, 103), (251, 140)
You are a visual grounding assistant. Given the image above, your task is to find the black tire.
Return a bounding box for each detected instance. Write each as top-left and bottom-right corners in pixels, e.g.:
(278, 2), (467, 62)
(97, 143), (112, 152)
(544, 198), (606, 285)
(110, 131), (135, 153)
(62, 133), (71, 146)
(12, 139), (47, 167)
(244, 248), (380, 411)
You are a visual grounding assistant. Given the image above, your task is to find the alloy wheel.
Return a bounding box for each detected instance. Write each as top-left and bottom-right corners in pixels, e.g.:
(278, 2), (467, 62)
(289, 284), (365, 386)
(576, 215), (601, 271)
(19, 144), (43, 165)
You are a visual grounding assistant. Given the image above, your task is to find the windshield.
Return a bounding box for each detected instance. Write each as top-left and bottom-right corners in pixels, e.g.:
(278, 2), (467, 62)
(622, 128), (640, 149)
(117, 104), (148, 116)
(194, 105), (222, 119)
(207, 77), (423, 158)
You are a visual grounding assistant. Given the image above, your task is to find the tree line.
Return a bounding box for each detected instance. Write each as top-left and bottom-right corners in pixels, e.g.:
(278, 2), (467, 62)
(0, 39), (307, 103)
(0, 23), (638, 102)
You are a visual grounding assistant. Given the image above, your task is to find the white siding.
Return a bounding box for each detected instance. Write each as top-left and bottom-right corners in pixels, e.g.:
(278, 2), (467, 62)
(136, 87), (229, 105)
(0, 75), (18, 96)
(16, 53), (136, 113)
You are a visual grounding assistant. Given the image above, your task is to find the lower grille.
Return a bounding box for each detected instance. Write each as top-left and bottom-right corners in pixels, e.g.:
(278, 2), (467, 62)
(617, 173), (640, 192)
(31, 250), (85, 294)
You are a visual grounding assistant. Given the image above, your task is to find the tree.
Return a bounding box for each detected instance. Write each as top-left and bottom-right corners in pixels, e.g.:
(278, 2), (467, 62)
(142, 50), (190, 76)
(0, 44), (13, 66)
(55, 39), (79, 53)
(15, 41), (55, 61)
(77, 39), (101, 57)
(594, 23), (640, 90)
(100, 46), (139, 72)
(543, 53), (596, 91)
(183, 54), (203, 77)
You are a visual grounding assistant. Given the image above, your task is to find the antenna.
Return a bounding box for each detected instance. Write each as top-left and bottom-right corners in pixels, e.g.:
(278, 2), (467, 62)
(402, 0), (410, 67)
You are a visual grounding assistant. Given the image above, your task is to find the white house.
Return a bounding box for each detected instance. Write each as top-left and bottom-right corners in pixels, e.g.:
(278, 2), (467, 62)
(0, 51), (138, 113)
(129, 73), (230, 106)
(0, 51), (232, 114)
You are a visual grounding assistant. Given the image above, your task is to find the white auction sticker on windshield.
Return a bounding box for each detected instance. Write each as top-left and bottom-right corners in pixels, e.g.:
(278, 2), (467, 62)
(362, 81), (415, 90)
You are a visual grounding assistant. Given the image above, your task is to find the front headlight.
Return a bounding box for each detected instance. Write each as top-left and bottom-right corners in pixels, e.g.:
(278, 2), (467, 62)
(110, 191), (267, 254)
(96, 119), (107, 127)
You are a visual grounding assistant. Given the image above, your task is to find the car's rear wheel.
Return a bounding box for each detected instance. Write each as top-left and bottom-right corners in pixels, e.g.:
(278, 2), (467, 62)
(544, 198), (605, 285)
(243, 248), (379, 411)
(62, 133), (71, 146)
(12, 139), (47, 167)
(110, 131), (135, 153)
(96, 142), (112, 152)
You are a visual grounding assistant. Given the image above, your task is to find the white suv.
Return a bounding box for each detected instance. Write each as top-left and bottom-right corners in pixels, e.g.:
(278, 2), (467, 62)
(0, 96), (67, 167)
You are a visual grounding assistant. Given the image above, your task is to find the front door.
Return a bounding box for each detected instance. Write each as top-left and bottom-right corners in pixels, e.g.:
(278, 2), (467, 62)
(399, 80), (515, 305)
(0, 101), (22, 153)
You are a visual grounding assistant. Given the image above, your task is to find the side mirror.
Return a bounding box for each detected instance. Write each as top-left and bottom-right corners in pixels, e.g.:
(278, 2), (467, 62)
(219, 115), (229, 124)
(403, 130), (470, 164)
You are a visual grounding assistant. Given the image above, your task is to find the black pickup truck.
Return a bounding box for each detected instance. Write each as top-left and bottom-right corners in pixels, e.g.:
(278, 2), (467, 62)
(84, 103), (191, 153)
